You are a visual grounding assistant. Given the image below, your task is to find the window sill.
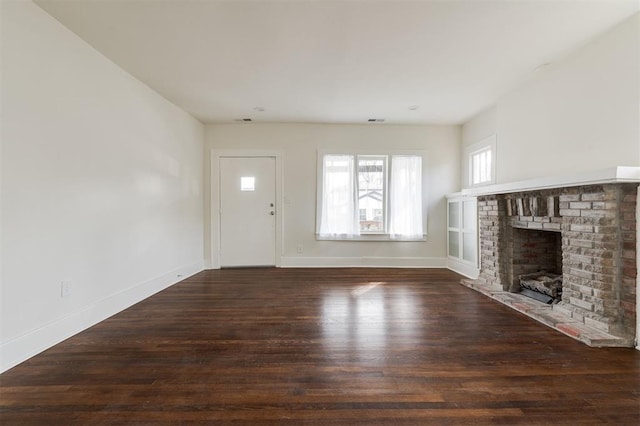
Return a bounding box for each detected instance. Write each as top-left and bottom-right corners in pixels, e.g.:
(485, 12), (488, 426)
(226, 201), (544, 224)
(316, 234), (427, 242)
(466, 180), (496, 189)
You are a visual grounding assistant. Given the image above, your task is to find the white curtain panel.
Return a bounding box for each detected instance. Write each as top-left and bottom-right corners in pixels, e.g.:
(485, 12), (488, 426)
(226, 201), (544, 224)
(389, 155), (423, 239)
(319, 155), (359, 237)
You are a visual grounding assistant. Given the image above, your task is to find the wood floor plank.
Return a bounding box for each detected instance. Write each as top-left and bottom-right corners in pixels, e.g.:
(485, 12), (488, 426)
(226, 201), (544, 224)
(1, 268), (639, 424)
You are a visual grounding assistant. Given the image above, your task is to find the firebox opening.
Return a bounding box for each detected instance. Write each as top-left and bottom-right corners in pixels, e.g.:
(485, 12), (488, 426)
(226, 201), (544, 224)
(509, 228), (563, 303)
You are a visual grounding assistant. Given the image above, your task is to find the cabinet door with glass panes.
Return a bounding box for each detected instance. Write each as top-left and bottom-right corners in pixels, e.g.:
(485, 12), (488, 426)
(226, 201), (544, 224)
(447, 196), (478, 267)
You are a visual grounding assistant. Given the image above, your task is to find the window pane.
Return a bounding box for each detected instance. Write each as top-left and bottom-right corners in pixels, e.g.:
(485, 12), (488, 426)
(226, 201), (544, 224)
(449, 230), (460, 257)
(462, 200), (475, 230)
(471, 148), (492, 185)
(473, 154), (480, 184)
(482, 151), (489, 182)
(462, 232), (476, 262)
(319, 155), (359, 237)
(448, 201), (460, 228)
(240, 176), (255, 191)
(358, 157), (385, 232)
(388, 155), (423, 238)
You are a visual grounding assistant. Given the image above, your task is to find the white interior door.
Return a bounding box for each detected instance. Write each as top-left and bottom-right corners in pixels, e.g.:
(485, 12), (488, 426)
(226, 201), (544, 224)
(219, 157), (276, 267)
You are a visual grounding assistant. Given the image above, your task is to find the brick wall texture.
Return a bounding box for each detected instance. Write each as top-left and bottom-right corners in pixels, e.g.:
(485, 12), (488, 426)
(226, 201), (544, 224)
(477, 184), (638, 339)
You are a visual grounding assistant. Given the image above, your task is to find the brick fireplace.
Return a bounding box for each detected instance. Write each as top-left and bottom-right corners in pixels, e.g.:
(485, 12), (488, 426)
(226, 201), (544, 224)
(466, 182), (638, 346)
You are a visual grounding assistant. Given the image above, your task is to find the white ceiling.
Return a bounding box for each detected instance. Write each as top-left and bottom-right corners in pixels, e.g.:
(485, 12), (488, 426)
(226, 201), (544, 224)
(35, 0), (639, 125)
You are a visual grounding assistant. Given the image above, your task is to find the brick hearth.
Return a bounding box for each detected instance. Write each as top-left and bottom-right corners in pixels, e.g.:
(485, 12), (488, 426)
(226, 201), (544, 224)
(464, 183), (638, 347)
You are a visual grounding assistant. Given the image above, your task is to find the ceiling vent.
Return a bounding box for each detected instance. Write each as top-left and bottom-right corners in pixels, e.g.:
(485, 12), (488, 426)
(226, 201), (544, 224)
(368, 118), (385, 122)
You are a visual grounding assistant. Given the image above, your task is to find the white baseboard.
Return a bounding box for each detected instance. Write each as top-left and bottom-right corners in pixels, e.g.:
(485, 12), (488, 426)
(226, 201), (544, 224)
(446, 258), (480, 279)
(0, 261), (204, 373)
(280, 256), (447, 268)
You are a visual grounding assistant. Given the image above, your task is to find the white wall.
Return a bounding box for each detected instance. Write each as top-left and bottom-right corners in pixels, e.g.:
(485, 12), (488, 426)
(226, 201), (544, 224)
(205, 123), (460, 267)
(462, 13), (639, 185)
(497, 13), (640, 183)
(462, 106), (497, 150)
(1, 1), (205, 372)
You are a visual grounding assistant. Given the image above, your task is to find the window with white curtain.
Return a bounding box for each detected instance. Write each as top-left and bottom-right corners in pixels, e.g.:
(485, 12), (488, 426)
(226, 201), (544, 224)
(317, 152), (425, 241)
(388, 155), (423, 239)
(319, 155), (358, 237)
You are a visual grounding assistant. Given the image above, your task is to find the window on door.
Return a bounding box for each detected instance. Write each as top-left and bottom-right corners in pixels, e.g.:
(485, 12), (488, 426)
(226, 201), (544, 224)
(316, 151), (425, 240)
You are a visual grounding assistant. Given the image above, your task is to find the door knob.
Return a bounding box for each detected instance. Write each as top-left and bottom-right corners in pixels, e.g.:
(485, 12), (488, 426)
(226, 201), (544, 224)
(270, 211), (275, 215)
(270, 203), (274, 207)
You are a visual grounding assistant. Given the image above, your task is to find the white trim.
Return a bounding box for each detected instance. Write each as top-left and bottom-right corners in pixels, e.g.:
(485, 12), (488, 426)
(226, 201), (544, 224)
(210, 149), (284, 269)
(280, 256), (446, 268)
(446, 258), (480, 279)
(316, 234), (426, 242)
(0, 261), (203, 373)
(318, 149), (427, 156)
(456, 166), (640, 197)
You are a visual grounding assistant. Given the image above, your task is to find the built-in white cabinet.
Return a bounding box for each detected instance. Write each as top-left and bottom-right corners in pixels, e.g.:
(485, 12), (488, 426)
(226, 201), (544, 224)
(446, 195), (479, 278)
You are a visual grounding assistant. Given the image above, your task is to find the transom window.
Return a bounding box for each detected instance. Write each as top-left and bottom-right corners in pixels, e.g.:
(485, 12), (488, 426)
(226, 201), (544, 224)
(470, 146), (492, 185)
(316, 152), (425, 240)
(466, 134), (496, 187)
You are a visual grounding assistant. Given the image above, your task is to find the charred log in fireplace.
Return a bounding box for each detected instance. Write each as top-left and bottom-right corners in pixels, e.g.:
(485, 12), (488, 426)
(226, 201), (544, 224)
(518, 271), (562, 304)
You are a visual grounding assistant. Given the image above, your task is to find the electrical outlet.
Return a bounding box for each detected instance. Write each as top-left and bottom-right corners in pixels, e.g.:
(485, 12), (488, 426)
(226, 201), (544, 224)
(60, 281), (71, 298)
(296, 244), (304, 254)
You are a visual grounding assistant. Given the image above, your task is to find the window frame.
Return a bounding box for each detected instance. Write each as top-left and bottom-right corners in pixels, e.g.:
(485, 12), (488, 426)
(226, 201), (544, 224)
(464, 134), (496, 188)
(316, 149), (427, 242)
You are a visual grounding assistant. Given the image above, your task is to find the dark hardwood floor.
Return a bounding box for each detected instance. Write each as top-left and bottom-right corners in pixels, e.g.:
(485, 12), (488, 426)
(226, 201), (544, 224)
(1, 268), (639, 425)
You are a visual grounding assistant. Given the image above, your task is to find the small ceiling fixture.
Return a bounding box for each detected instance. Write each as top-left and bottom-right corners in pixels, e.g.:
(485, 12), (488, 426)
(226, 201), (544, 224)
(368, 118), (385, 122)
(408, 105), (419, 111)
(533, 62), (552, 72)
(233, 118), (253, 122)
(253, 107), (265, 112)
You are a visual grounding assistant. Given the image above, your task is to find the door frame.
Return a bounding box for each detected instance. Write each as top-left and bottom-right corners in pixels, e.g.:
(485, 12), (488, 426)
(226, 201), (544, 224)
(210, 149), (283, 269)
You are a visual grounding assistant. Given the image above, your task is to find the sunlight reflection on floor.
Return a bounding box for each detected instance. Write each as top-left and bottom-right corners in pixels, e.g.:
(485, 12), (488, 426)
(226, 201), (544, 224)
(321, 282), (420, 363)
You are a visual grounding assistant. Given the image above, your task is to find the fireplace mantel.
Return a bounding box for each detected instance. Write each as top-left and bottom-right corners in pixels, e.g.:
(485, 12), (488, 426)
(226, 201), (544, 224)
(452, 166), (640, 198)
